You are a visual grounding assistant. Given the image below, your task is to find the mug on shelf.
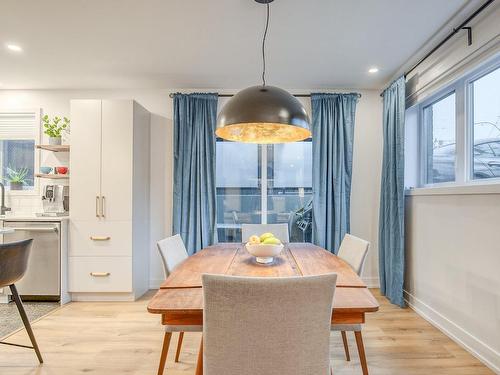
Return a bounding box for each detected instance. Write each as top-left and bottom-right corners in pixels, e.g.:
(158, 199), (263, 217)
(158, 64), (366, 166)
(40, 166), (53, 174)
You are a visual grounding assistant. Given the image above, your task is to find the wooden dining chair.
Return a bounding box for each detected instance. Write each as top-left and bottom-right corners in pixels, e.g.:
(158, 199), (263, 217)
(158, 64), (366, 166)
(0, 239), (43, 363)
(202, 273), (337, 375)
(241, 223), (290, 243)
(156, 234), (202, 375)
(332, 233), (370, 375)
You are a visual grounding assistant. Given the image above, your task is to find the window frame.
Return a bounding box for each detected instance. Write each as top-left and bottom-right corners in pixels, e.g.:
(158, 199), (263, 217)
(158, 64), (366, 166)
(412, 53), (500, 189)
(0, 108), (41, 196)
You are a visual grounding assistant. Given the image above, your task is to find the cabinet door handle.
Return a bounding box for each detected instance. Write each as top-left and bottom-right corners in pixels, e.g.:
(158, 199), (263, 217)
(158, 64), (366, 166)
(96, 196), (101, 218)
(101, 196), (106, 218)
(90, 272), (110, 277)
(90, 236), (111, 241)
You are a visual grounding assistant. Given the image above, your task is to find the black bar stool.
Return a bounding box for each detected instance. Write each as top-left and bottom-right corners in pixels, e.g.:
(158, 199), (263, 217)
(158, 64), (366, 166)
(0, 238), (43, 363)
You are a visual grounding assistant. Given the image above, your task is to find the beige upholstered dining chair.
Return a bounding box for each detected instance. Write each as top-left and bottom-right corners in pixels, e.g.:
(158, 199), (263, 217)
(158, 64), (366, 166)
(241, 223), (290, 243)
(202, 273), (337, 375)
(156, 234), (202, 375)
(332, 233), (370, 375)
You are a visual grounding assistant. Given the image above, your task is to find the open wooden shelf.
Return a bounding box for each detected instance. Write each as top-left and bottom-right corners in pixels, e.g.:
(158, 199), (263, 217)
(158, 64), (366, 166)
(35, 173), (70, 179)
(36, 144), (70, 152)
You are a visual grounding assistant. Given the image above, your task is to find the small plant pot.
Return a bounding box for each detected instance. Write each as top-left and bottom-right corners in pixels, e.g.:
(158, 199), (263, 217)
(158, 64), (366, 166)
(49, 136), (62, 145)
(10, 181), (23, 190)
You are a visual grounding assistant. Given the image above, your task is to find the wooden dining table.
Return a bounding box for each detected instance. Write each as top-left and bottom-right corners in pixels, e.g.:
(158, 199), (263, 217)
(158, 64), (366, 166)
(148, 242), (379, 375)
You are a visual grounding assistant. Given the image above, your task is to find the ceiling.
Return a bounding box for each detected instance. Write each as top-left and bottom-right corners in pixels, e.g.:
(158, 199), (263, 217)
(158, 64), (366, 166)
(0, 0), (473, 90)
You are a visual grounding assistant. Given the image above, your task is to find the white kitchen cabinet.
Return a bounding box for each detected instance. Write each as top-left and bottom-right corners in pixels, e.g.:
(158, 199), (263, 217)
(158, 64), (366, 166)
(69, 101), (102, 221)
(69, 100), (150, 301)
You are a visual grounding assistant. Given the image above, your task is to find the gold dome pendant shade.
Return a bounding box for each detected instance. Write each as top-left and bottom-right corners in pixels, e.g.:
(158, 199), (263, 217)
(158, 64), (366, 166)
(216, 85), (311, 144)
(215, 0), (311, 144)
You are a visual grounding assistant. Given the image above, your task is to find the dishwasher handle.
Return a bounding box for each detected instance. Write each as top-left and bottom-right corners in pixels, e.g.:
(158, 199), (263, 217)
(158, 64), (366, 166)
(7, 227), (59, 233)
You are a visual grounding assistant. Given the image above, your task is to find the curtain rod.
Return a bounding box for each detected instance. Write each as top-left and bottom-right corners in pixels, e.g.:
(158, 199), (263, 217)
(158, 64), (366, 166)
(380, 0), (495, 97)
(168, 92), (362, 99)
(405, 0), (495, 77)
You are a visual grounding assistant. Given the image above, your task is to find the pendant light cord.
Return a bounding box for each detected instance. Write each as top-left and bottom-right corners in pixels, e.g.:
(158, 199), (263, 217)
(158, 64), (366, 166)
(261, 3), (270, 87)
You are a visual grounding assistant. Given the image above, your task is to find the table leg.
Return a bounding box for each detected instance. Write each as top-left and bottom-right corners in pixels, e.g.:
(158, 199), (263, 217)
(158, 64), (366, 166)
(354, 331), (369, 375)
(175, 332), (184, 362)
(195, 335), (203, 375)
(157, 331), (172, 375)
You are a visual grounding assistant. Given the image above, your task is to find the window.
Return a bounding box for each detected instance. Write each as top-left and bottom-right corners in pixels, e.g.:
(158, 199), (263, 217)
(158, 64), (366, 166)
(216, 141), (261, 242)
(423, 92), (456, 184)
(471, 66), (500, 180)
(406, 55), (500, 188)
(216, 139), (313, 243)
(0, 111), (39, 192)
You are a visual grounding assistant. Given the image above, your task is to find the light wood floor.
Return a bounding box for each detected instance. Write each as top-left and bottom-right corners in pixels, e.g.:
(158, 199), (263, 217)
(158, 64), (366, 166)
(0, 289), (493, 375)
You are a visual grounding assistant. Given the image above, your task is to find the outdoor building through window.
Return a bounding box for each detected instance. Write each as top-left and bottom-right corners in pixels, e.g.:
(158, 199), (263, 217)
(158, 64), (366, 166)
(471, 65), (500, 180)
(216, 139), (313, 243)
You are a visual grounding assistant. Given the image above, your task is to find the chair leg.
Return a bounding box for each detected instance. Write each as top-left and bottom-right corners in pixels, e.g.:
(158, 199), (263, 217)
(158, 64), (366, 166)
(354, 331), (368, 375)
(175, 332), (184, 362)
(341, 331), (350, 361)
(157, 332), (172, 375)
(195, 335), (203, 375)
(9, 284), (43, 364)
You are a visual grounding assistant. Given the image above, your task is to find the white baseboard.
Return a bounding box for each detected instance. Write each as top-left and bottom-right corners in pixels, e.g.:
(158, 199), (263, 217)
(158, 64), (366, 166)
(362, 277), (380, 288)
(404, 290), (500, 374)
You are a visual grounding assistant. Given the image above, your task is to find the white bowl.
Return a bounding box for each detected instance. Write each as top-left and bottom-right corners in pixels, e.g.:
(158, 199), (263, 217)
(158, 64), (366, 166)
(245, 243), (284, 264)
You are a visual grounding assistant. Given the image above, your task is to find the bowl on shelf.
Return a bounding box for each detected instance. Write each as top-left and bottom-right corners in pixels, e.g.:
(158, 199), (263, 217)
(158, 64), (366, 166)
(55, 167), (68, 175)
(245, 243), (284, 264)
(40, 166), (53, 174)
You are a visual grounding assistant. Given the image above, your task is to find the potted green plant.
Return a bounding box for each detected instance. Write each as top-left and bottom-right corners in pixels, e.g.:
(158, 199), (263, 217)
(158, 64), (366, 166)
(4, 166), (30, 190)
(42, 115), (70, 145)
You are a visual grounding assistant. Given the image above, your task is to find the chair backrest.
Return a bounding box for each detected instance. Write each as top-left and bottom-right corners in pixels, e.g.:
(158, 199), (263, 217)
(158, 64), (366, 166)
(337, 234), (370, 276)
(241, 223), (290, 243)
(202, 273), (337, 375)
(156, 234), (189, 278)
(0, 239), (33, 288)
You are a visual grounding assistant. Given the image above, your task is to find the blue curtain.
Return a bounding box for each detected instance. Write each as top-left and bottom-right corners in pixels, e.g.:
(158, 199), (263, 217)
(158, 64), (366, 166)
(311, 93), (359, 254)
(173, 93), (218, 255)
(379, 77), (406, 307)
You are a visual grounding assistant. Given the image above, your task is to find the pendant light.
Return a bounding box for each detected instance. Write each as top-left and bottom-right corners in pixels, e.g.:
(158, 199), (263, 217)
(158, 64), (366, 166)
(216, 0), (311, 144)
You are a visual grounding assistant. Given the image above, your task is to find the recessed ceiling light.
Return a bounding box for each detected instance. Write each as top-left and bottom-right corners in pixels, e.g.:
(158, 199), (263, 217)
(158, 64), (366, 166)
(6, 44), (23, 52)
(368, 67), (379, 74)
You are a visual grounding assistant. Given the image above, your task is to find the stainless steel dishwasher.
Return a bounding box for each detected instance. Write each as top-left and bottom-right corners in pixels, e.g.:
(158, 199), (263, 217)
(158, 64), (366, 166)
(3, 221), (61, 301)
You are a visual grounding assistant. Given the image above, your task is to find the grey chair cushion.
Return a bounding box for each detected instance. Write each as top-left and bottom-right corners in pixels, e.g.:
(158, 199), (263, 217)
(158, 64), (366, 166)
(241, 224), (290, 243)
(331, 324), (362, 331)
(202, 273), (337, 375)
(337, 234), (370, 276)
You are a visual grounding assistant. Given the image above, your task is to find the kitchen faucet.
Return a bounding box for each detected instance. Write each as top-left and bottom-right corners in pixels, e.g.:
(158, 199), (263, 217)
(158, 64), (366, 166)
(0, 182), (11, 215)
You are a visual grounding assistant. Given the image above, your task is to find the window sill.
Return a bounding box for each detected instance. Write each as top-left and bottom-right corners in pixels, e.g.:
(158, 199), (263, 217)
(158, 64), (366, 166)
(405, 182), (500, 196)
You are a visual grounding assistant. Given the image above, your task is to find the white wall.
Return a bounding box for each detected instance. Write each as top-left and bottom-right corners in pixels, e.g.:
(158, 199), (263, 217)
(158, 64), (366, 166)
(0, 88), (383, 289)
(0, 89), (173, 289)
(402, 2), (500, 373)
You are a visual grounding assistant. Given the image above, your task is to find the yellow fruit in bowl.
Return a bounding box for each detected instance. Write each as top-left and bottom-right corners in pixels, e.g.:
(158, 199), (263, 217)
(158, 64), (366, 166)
(262, 237), (281, 245)
(248, 235), (261, 244)
(259, 232), (275, 242)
